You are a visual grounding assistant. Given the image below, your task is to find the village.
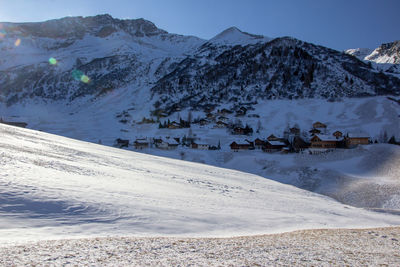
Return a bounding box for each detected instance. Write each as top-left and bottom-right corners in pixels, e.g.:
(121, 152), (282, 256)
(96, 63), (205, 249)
(116, 116), (376, 154)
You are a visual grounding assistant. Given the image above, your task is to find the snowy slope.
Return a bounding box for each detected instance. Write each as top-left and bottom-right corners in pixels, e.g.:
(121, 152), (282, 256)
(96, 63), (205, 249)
(1, 123), (400, 245)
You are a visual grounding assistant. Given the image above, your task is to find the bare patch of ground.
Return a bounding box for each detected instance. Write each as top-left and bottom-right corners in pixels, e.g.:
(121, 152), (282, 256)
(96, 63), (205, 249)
(1, 227), (399, 266)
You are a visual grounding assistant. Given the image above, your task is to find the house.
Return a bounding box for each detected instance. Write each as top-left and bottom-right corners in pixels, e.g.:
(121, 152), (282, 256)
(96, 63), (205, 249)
(254, 138), (266, 149)
(310, 135), (340, 149)
(309, 128), (321, 135)
(233, 127), (245, 135)
(262, 140), (287, 152)
(191, 142), (209, 150)
(312, 122), (327, 129)
(267, 134), (281, 141)
(217, 108), (233, 116)
(206, 113), (215, 120)
(332, 131), (343, 139)
(214, 121), (228, 128)
(168, 121), (181, 129)
(156, 137), (179, 150)
(217, 116), (229, 122)
(115, 138), (129, 148)
(199, 119), (210, 126)
(134, 138), (149, 149)
(345, 134), (369, 148)
(230, 140), (254, 152)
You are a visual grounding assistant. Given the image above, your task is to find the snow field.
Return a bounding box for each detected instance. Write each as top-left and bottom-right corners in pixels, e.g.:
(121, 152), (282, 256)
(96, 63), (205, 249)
(1, 123), (400, 246)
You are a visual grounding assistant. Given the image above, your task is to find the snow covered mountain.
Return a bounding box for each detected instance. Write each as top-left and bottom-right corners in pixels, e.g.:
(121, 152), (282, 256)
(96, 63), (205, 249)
(0, 14), (205, 105)
(1, 14), (399, 110)
(346, 41), (400, 64)
(366, 41), (400, 64)
(345, 48), (373, 61)
(1, 123), (400, 244)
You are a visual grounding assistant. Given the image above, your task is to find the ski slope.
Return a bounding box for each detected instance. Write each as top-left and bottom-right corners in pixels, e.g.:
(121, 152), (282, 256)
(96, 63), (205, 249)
(1, 124), (400, 245)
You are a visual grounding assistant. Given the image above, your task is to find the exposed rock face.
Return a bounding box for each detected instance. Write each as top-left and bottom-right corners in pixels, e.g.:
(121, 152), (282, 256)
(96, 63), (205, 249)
(365, 41), (400, 64)
(0, 14), (399, 114)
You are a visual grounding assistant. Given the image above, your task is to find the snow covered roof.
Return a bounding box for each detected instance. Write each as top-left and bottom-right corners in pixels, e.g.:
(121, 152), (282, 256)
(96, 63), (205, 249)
(314, 135), (341, 141)
(268, 141), (286, 146)
(134, 139), (149, 144)
(347, 133), (369, 138)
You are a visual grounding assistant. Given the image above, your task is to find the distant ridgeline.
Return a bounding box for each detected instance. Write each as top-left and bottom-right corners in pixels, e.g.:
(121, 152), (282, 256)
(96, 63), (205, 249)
(0, 14), (399, 117)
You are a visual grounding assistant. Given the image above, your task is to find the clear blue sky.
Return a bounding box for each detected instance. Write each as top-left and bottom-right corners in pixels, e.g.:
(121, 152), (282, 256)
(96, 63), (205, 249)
(0, 0), (398, 50)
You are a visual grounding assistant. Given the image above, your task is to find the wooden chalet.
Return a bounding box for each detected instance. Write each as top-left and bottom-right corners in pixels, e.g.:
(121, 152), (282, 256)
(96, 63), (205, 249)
(310, 135), (340, 149)
(345, 134), (370, 147)
(191, 142), (209, 150)
(267, 134), (281, 141)
(309, 128), (321, 135)
(217, 108), (233, 116)
(254, 138), (266, 149)
(199, 119), (210, 126)
(312, 122), (327, 129)
(168, 121), (181, 129)
(156, 137), (179, 150)
(214, 121), (228, 128)
(230, 140), (254, 152)
(332, 131), (343, 139)
(134, 138), (149, 149)
(233, 127), (245, 135)
(262, 140), (287, 152)
(115, 138), (129, 148)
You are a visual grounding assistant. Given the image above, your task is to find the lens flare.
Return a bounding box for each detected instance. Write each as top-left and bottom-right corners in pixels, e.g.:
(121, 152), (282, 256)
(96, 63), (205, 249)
(14, 38), (21, 46)
(49, 57), (57, 65)
(71, 69), (90, 83)
(80, 75), (90, 83)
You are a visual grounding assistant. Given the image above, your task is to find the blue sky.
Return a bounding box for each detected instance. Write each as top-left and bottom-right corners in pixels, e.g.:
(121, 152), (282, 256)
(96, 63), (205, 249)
(0, 0), (398, 50)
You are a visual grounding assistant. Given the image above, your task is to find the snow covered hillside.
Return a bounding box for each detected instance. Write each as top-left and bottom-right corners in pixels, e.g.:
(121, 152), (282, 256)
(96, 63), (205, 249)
(1, 123), (400, 245)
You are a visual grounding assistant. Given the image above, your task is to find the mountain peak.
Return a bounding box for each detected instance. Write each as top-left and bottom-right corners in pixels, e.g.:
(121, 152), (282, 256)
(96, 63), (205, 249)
(208, 26), (271, 46)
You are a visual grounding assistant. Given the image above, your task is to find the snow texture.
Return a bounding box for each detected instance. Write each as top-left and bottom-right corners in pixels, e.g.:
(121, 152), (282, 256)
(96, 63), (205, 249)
(1, 123), (400, 246)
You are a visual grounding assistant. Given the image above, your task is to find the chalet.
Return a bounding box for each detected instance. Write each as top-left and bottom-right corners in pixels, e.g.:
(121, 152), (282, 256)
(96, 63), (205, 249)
(191, 142), (209, 150)
(199, 119), (210, 126)
(217, 108), (233, 116)
(312, 122), (327, 129)
(309, 128), (321, 135)
(332, 131), (343, 139)
(262, 140), (287, 152)
(230, 140), (254, 152)
(168, 121), (181, 129)
(156, 137), (179, 150)
(267, 134), (280, 141)
(310, 135), (340, 149)
(115, 138), (129, 148)
(214, 121), (228, 128)
(206, 113), (215, 120)
(233, 127), (245, 135)
(217, 116), (229, 122)
(345, 134), (370, 148)
(134, 138), (149, 149)
(254, 138), (266, 149)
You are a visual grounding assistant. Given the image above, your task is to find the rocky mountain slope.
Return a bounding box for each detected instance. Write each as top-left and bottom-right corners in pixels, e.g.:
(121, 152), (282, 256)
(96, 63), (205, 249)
(0, 14), (399, 114)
